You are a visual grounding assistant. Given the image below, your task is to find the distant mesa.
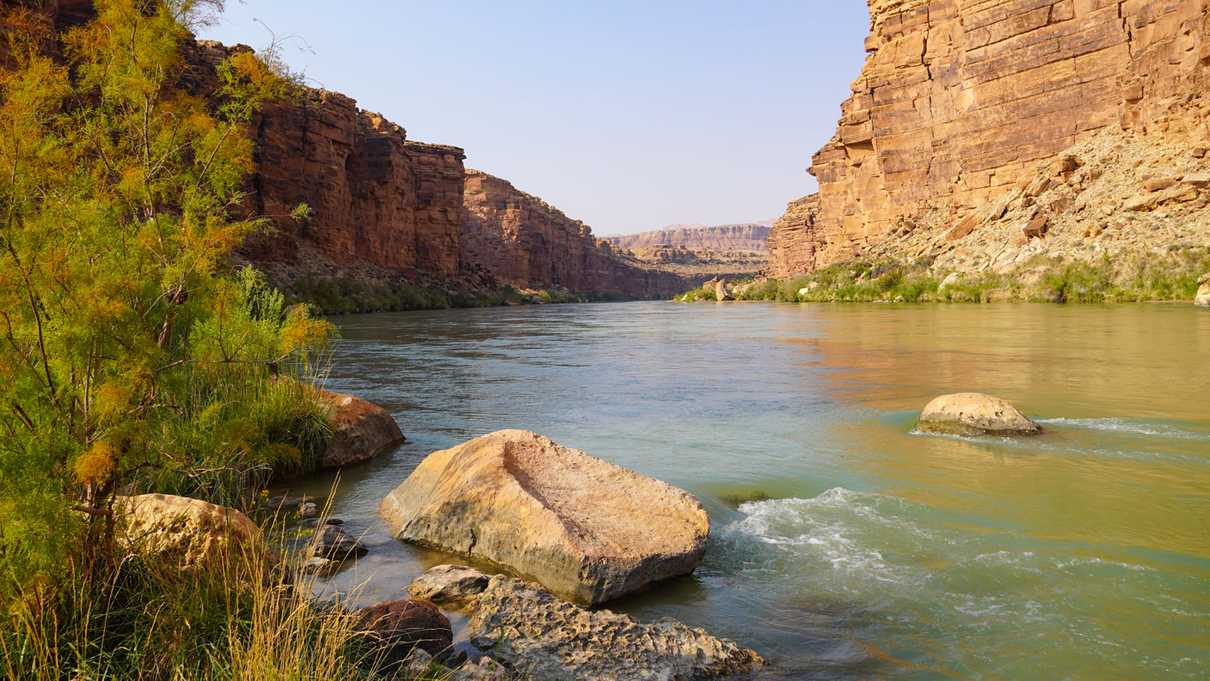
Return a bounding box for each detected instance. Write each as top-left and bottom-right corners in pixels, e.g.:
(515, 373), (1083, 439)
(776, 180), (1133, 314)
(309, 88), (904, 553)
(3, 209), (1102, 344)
(606, 223), (771, 279)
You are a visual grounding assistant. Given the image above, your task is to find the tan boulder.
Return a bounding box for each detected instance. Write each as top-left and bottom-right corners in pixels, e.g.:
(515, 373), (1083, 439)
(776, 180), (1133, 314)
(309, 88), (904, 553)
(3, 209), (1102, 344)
(380, 430), (708, 605)
(116, 493), (262, 570)
(408, 565), (762, 680)
(917, 393), (1041, 437)
(1196, 273), (1210, 307)
(318, 389), (405, 469)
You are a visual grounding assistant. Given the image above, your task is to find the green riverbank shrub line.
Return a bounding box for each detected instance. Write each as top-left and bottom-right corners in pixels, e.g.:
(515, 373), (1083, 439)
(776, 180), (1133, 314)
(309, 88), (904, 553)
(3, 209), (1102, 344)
(678, 284), (718, 302)
(677, 250), (1210, 304)
(288, 273), (631, 314)
(0, 2), (437, 679)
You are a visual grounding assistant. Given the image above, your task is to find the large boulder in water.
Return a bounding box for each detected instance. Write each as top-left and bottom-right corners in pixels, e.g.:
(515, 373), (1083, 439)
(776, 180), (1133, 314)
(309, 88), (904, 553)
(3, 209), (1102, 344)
(116, 494), (262, 570)
(317, 389), (405, 469)
(380, 430), (709, 605)
(408, 564), (762, 680)
(917, 392), (1041, 436)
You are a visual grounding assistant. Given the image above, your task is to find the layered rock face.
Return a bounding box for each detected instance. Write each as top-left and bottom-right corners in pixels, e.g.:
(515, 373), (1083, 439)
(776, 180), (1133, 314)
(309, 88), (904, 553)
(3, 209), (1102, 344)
(605, 224), (770, 252)
(606, 223), (770, 279)
(770, 0), (1210, 276)
(23, 8), (687, 301)
(767, 195), (819, 277)
(186, 41), (467, 280)
(461, 171), (687, 297)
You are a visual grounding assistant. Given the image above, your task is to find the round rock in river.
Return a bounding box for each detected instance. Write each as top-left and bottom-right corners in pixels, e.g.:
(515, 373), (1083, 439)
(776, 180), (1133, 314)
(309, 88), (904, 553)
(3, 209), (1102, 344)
(380, 429), (709, 605)
(317, 389), (405, 469)
(917, 392), (1041, 436)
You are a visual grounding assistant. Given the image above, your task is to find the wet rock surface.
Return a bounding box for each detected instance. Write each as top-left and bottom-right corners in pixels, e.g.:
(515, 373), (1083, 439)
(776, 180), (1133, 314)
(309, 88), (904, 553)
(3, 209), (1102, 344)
(917, 392), (1041, 437)
(408, 565), (763, 681)
(309, 523), (368, 561)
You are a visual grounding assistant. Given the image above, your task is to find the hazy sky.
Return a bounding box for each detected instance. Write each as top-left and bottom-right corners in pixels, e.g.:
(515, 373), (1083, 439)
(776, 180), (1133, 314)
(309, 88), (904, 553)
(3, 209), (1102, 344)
(200, 2), (869, 235)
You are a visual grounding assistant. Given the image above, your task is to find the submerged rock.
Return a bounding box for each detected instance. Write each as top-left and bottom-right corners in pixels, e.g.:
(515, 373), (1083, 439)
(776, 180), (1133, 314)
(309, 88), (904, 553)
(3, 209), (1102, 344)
(1196, 273), (1210, 307)
(408, 565), (762, 681)
(309, 523), (367, 561)
(116, 494), (262, 570)
(318, 389), (405, 469)
(380, 429), (709, 605)
(300, 556), (341, 577)
(917, 392), (1041, 436)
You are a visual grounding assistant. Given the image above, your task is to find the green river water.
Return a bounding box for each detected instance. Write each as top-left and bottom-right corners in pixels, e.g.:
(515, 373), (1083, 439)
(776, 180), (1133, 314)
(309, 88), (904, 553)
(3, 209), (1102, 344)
(294, 302), (1210, 680)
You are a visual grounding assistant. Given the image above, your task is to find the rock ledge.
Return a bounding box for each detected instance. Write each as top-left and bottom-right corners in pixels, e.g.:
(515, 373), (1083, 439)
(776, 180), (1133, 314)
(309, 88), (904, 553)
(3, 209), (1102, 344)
(409, 565), (762, 681)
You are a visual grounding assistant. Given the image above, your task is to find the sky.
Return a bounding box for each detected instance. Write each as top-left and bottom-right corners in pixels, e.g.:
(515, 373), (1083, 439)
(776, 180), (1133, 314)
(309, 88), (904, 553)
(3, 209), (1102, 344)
(200, 1), (870, 236)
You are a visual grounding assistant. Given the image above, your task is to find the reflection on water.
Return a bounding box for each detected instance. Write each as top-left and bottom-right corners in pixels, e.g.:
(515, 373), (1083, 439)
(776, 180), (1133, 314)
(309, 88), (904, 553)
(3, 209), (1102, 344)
(290, 302), (1210, 680)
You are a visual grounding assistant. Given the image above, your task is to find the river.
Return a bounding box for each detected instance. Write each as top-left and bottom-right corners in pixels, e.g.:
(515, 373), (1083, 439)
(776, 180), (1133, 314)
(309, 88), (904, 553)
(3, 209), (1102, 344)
(294, 301), (1210, 680)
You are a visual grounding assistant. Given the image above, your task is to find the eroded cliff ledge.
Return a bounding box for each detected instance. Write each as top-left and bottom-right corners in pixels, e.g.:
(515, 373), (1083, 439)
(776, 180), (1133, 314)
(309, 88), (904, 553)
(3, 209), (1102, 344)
(770, 0), (1210, 277)
(186, 38), (683, 303)
(461, 170), (687, 298)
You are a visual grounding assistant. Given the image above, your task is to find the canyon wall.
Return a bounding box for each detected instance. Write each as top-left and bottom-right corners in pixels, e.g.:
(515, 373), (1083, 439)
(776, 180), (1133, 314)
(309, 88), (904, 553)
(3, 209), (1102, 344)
(770, 0), (1210, 276)
(605, 224), (771, 252)
(188, 41), (680, 299)
(461, 170), (687, 297)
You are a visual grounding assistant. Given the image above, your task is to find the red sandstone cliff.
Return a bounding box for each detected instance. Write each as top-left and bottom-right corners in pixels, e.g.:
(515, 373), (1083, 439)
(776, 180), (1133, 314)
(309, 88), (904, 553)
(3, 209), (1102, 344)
(20, 2), (684, 302)
(461, 170), (687, 297)
(770, 0), (1210, 277)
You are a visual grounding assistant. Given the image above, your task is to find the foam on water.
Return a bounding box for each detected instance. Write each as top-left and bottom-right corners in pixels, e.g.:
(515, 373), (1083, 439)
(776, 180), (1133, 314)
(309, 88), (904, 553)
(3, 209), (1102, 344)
(1035, 417), (1210, 440)
(719, 487), (1209, 678)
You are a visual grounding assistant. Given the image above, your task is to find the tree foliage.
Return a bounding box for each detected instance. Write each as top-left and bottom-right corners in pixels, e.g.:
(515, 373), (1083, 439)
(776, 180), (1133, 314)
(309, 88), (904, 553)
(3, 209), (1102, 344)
(0, 0), (334, 599)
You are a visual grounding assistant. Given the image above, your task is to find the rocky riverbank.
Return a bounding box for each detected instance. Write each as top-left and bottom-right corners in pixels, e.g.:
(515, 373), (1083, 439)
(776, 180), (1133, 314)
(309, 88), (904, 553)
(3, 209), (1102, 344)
(109, 397), (763, 680)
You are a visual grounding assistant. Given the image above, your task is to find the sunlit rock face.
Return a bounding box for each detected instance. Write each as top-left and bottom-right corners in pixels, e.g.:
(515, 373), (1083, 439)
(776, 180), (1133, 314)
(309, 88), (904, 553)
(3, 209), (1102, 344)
(461, 170), (689, 297)
(381, 430), (710, 605)
(770, 0), (1210, 277)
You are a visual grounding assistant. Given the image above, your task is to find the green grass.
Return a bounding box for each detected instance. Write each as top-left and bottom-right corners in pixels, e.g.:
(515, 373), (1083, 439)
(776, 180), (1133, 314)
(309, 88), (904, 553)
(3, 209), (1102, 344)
(678, 249), (1210, 305)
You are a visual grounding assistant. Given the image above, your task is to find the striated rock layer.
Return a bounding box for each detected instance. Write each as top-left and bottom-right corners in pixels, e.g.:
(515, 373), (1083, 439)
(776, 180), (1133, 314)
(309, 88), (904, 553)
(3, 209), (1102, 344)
(19, 5), (687, 301)
(184, 40), (683, 300)
(606, 224), (770, 280)
(770, 0), (1210, 277)
(185, 40), (468, 280)
(461, 171), (687, 298)
(605, 224), (770, 253)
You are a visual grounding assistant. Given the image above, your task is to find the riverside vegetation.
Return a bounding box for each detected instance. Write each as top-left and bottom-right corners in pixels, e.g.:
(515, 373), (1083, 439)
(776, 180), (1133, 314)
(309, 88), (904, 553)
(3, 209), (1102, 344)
(679, 249), (1210, 304)
(0, 2), (439, 678)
